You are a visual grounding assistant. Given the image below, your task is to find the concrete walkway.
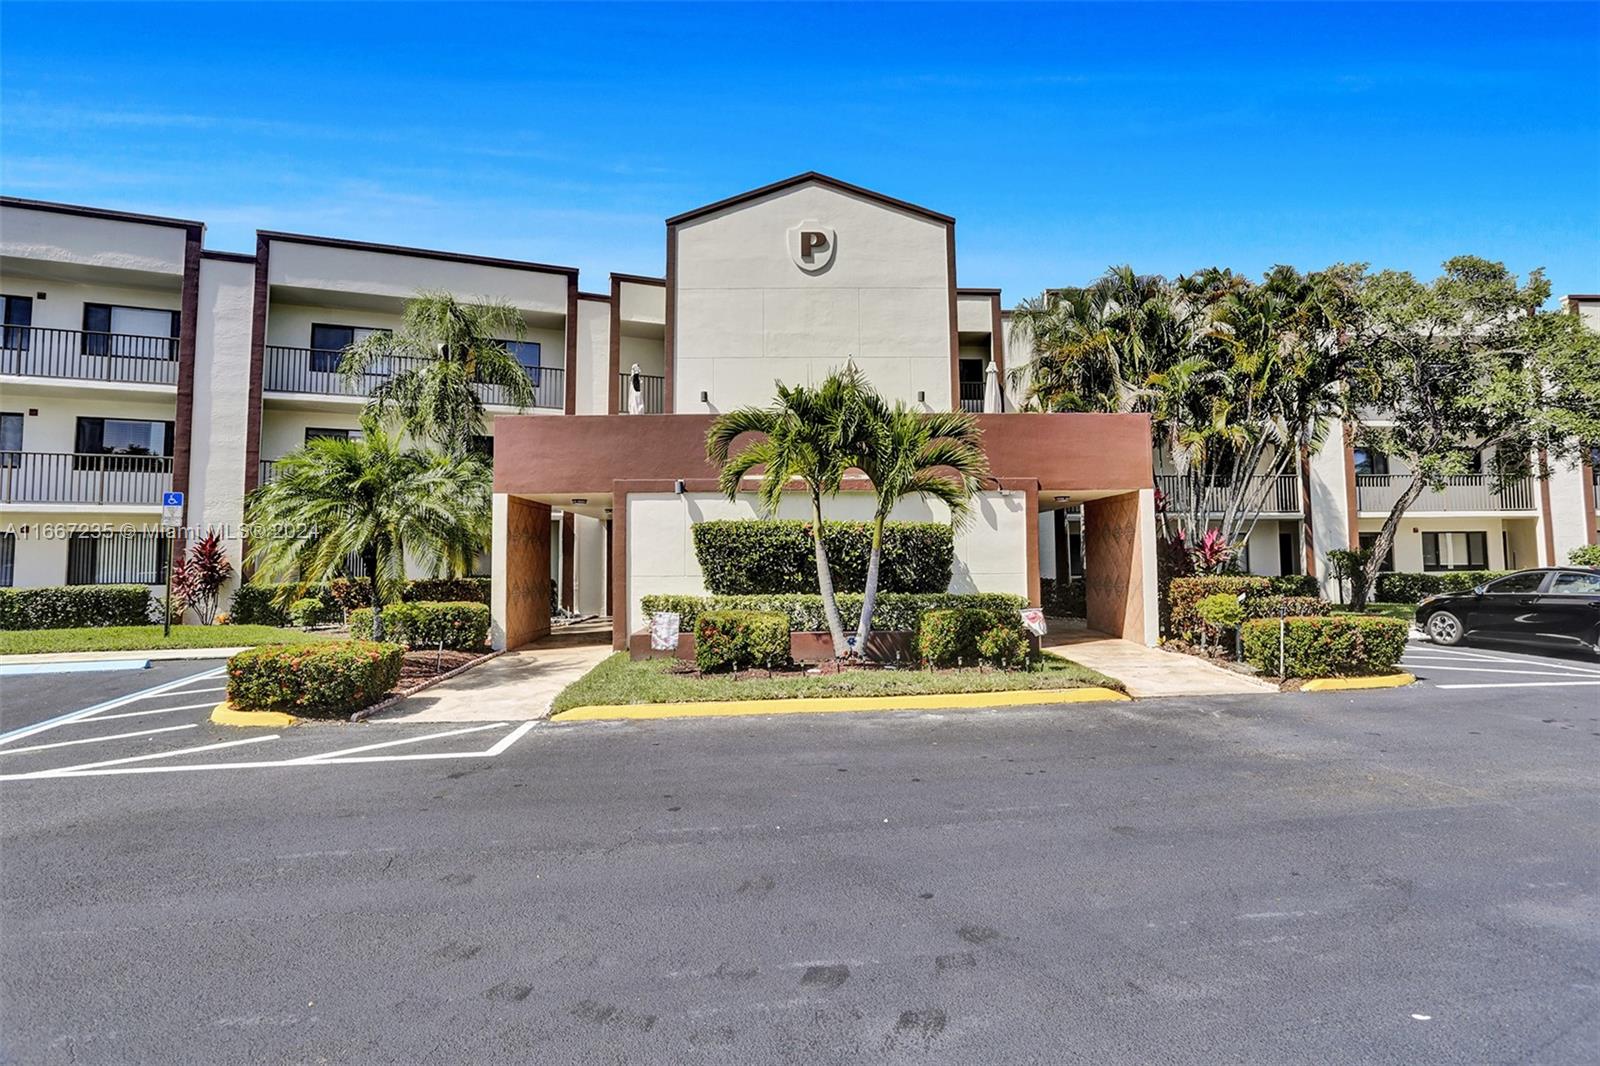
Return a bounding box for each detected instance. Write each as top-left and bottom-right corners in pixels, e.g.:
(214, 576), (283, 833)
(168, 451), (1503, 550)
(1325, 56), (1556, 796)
(371, 640), (613, 723)
(1045, 627), (1276, 698)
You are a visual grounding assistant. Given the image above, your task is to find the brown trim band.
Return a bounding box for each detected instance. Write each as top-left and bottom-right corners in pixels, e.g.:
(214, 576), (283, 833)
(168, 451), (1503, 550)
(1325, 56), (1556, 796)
(242, 234), (271, 497)
(663, 225), (678, 414)
(610, 273), (665, 286)
(1538, 449), (1558, 565)
(255, 229), (577, 277)
(665, 171), (955, 227)
(577, 291), (610, 302)
(607, 274), (622, 415)
(560, 511), (576, 609)
(0, 195), (203, 230)
(945, 222), (959, 409)
(170, 226), (203, 548)
(564, 276), (578, 416)
(1582, 458), (1598, 546)
(1342, 428), (1361, 548)
(200, 249), (256, 264)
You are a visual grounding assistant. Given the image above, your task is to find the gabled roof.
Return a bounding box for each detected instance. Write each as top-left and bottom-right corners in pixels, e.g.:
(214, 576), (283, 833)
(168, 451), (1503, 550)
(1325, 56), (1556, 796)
(665, 171), (955, 227)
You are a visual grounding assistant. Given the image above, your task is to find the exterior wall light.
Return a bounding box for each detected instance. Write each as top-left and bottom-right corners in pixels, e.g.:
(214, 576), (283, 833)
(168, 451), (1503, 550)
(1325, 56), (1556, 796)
(700, 390), (709, 404)
(917, 390), (926, 403)
(674, 479), (685, 495)
(571, 498), (588, 505)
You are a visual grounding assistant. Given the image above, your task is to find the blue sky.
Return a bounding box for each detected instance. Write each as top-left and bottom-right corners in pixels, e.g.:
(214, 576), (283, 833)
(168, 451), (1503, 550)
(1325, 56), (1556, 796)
(3, 2), (1596, 304)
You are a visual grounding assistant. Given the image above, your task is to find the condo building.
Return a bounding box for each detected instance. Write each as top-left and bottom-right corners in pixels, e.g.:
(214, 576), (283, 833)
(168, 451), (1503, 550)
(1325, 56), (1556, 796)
(1, 175), (1595, 647)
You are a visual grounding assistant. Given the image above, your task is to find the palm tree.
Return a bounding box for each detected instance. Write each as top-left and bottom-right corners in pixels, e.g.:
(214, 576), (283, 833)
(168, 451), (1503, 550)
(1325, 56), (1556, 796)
(340, 290), (536, 455)
(845, 386), (988, 656)
(706, 371), (862, 656)
(244, 421), (490, 640)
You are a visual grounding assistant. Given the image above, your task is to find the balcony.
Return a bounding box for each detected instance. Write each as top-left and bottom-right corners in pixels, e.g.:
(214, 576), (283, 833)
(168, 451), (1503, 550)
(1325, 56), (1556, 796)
(616, 372), (666, 414)
(263, 346), (565, 409)
(0, 327), (179, 386)
(258, 459), (277, 486)
(959, 381), (984, 413)
(1356, 474), (1534, 513)
(1155, 474), (1301, 514)
(0, 452), (172, 506)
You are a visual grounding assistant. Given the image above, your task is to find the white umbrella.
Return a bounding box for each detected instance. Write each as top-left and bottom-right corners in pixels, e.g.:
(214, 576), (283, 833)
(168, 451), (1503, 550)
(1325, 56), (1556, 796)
(983, 359), (1003, 413)
(628, 362), (645, 415)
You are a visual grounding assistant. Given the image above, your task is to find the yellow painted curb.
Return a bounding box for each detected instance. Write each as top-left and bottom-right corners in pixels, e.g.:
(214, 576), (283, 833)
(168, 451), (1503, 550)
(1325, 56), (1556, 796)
(554, 686), (1129, 722)
(210, 701), (297, 728)
(1301, 673), (1416, 692)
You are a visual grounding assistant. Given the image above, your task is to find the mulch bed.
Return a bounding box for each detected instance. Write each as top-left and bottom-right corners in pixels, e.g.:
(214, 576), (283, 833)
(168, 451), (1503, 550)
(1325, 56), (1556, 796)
(397, 648), (485, 689)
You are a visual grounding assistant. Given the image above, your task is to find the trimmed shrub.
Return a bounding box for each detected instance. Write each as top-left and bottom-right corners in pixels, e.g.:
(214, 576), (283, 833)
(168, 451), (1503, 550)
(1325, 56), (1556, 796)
(1241, 615), (1409, 678)
(1167, 576), (1271, 640)
(1196, 592), (1245, 630)
(349, 601), (490, 650)
(918, 607), (1030, 668)
(403, 577), (490, 604)
(227, 640), (404, 718)
(641, 592), (1027, 637)
(1244, 594), (1331, 621)
(1569, 545), (1600, 567)
(289, 597), (338, 627)
(1373, 570), (1515, 604)
(690, 520), (954, 595)
(0, 585), (152, 630)
(694, 610), (790, 672)
(228, 583), (337, 627)
(1268, 574), (1320, 597)
(1040, 576), (1086, 618)
(329, 577), (373, 612)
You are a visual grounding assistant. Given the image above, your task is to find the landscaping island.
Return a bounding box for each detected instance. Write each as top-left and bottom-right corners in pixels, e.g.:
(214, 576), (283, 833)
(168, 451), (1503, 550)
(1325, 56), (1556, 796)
(0, 624), (335, 656)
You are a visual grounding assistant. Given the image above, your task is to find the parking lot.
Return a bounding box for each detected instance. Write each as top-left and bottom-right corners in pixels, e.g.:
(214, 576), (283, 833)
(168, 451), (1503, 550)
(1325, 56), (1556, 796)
(1401, 637), (1600, 691)
(0, 660), (537, 782)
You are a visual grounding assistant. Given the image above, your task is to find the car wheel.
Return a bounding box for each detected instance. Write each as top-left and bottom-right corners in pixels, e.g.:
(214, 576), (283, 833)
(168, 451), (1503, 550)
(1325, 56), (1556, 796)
(1426, 610), (1465, 647)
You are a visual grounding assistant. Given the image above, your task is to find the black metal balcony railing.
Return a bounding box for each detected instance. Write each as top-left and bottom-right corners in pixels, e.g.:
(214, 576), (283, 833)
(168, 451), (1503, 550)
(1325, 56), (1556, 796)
(263, 346), (564, 408)
(0, 327), (179, 385)
(1155, 474), (1301, 514)
(616, 372), (666, 414)
(959, 381), (985, 413)
(0, 452), (173, 506)
(258, 459), (278, 486)
(1355, 474), (1534, 513)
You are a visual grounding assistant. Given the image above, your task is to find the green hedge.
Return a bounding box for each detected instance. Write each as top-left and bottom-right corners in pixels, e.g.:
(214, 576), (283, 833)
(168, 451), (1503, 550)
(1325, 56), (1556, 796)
(695, 610), (790, 672)
(0, 585), (152, 630)
(1244, 595), (1330, 620)
(290, 597), (339, 627)
(1267, 574), (1320, 597)
(228, 583), (338, 627)
(1570, 545), (1600, 567)
(1241, 615), (1409, 678)
(1040, 577), (1086, 618)
(918, 608), (1030, 668)
(690, 520), (954, 595)
(404, 577), (491, 604)
(641, 592), (1027, 636)
(227, 640), (404, 717)
(349, 601), (490, 650)
(1373, 570), (1515, 605)
(1167, 576), (1272, 640)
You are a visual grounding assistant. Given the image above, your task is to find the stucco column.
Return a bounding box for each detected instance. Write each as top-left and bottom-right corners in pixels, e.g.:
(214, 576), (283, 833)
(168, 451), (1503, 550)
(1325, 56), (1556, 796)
(1081, 489), (1159, 646)
(491, 493), (552, 650)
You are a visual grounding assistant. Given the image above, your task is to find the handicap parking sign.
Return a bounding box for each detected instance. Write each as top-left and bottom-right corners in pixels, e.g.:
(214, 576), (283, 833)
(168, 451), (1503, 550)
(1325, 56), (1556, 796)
(161, 491), (185, 528)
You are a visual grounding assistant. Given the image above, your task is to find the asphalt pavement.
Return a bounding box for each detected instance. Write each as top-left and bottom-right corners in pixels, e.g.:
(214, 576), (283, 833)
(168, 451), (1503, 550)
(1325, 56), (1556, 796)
(2, 646), (1597, 1065)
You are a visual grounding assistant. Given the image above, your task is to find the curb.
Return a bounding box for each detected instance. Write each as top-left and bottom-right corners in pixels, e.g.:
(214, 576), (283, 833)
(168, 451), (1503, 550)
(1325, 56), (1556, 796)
(1300, 673), (1416, 692)
(553, 686), (1130, 722)
(210, 701), (297, 728)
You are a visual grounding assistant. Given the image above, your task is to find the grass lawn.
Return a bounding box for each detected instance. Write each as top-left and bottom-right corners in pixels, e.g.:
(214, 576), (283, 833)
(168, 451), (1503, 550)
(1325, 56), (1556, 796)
(0, 625), (336, 656)
(1334, 602), (1416, 622)
(551, 651), (1122, 713)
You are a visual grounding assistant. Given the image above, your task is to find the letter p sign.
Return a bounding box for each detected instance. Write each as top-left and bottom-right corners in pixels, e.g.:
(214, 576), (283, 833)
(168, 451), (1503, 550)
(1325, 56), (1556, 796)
(787, 221), (837, 273)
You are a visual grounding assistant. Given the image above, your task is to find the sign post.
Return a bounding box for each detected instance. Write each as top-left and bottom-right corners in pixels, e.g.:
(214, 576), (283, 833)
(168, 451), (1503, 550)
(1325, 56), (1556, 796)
(161, 491), (184, 639)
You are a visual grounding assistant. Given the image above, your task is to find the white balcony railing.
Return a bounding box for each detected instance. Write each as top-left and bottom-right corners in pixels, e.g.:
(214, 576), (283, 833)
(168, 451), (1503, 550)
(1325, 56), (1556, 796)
(1155, 474), (1301, 514)
(0, 452), (173, 506)
(1355, 474), (1534, 513)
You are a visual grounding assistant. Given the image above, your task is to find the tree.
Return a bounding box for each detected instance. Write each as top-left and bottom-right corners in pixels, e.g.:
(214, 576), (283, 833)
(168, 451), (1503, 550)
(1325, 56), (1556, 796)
(244, 421), (490, 640)
(706, 372), (862, 656)
(1346, 257), (1600, 608)
(340, 290), (535, 455)
(841, 373), (988, 655)
(170, 530), (233, 625)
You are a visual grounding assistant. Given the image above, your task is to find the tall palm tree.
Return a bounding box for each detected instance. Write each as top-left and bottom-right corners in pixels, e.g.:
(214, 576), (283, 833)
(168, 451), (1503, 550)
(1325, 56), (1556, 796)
(706, 371), (862, 656)
(844, 384), (988, 656)
(244, 421), (490, 640)
(340, 290), (536, 455)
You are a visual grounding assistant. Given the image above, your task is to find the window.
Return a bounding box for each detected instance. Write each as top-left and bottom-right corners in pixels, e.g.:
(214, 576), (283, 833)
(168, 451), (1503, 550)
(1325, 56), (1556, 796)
(1278, 529), (1299, 575)
(502, 340), (541, 386)
(304, 427), (361, 444)
(66, 531), (168, 585)
(1352, 448), (1389, 476)
(82, 304), (179, 359)
(309, 324), (385, 373)
(0, 531), (13, 587)
(1485, 571), (1546, 594)
(2, 295), (32, 350)
(1459, 450), (1484, 475)
(0, 411), (21, 468)
(1422, 531), (1488, 572)
(75, 417), (173, 456)
(1550, 571), (1600, 595)
(1358, 532), (1395, 572)
(471, 435), (494, 459)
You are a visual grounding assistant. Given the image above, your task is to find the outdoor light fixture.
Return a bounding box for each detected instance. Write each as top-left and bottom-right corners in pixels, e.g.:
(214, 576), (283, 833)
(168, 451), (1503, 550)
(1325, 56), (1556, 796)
(674, 479), (685, 495)
(700, 390), (709, 403)
(917, 390), (925, 402)
(1055, 495), (1070, 503)
(571, 498), (588, 505)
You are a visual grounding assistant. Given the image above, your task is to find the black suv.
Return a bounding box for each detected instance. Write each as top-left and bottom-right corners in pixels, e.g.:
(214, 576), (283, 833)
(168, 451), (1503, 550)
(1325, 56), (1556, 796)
(1416, 567), (1600, 656)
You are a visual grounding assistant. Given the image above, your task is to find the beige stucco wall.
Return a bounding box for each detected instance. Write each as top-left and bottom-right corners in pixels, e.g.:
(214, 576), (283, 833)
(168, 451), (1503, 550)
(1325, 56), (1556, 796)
(264, 303), (565, 368)
(1, 206), (186, 278)
(623, 489), (1027, 634)
(618, 280), (665, 324)
(189, 256), (256, 593)
(266, 241), (568, 314)
(5, 511), (167, 588)
(572, 513), (608, 617)
(1357, 515), (1539, 572)
(0, 272), (181, 332)
(575, 299), (609, 416)
(1547, 454), (1595, 563)
(673, 182), (951, 411)
(1309, 432), (1351, 596)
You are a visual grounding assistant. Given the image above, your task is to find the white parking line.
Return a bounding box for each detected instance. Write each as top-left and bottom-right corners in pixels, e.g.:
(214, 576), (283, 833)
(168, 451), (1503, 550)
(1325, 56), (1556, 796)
(282, 722), (505, 764)
(0, 723), (198, 756)
(0, 666), (224, 748)
(1405, 664), (1600, 679)
(1, 735), (281, 780)
(1436, 680), (1600, 690)
(117, 686), (226, 701)
(79, 703), (218, 722)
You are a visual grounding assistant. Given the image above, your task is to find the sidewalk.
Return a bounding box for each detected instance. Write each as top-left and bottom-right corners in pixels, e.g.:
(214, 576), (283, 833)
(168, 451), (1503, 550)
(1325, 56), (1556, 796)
(370, 640), (612, 723)
(1045, 626), (1275, 698)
